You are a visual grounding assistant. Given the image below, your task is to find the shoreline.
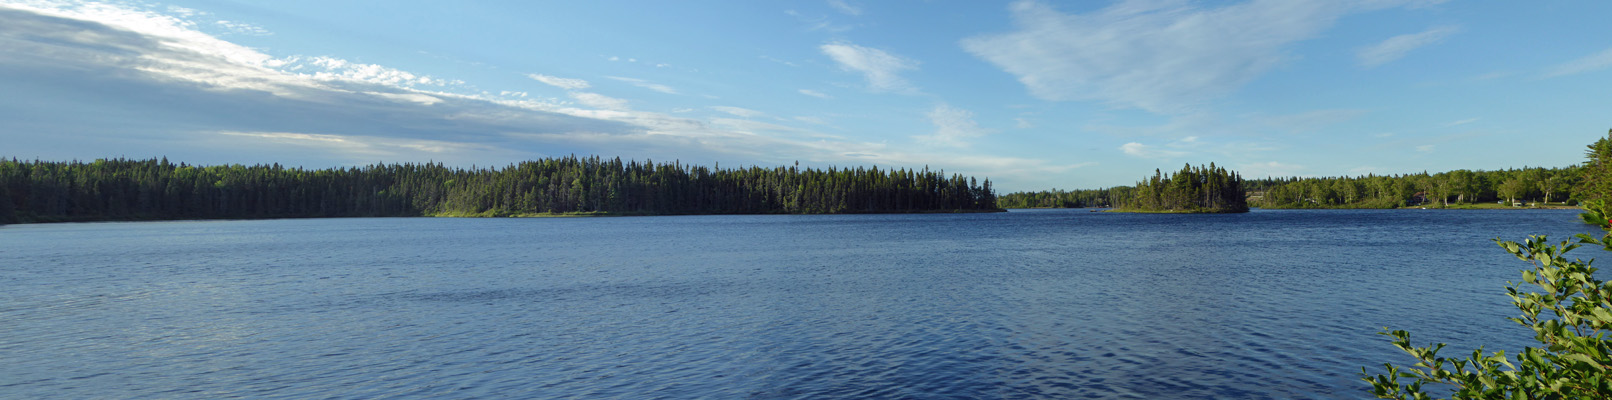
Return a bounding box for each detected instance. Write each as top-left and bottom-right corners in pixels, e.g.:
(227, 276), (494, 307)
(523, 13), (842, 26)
(0, 208), (1008, 226)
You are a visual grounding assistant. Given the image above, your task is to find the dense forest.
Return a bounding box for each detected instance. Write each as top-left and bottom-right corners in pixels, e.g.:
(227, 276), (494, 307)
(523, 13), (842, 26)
(0, 156), (1001, 224)
(1579, 130), (1612, 225)
(999, 164), (1248, 213)
(995, 186), (1134, 209)
(1250, 167), (1580, 209)
(1120, 163), (1249, 213)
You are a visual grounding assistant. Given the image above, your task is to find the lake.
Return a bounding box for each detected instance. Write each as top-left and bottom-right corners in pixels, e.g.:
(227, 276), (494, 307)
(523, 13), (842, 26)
(0, 209), (1599, 398)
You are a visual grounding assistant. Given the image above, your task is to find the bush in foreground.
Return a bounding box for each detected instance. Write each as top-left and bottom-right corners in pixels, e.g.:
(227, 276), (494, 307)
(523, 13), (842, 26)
(1363, 232), (1612, 398)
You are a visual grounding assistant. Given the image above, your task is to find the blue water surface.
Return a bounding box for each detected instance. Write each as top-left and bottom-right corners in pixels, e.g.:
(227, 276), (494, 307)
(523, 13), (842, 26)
(0, 209), (1599, 398)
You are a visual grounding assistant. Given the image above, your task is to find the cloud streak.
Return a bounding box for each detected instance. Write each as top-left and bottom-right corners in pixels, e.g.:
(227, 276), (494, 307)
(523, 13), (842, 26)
(0, 2), (1075, 191)
(1357, 25), (1459, 68)
(961, 0), (1433, 114)
(528, 73), (591, 90)
(607, 76), (678, 94)
(1546, 47), (1612, 78)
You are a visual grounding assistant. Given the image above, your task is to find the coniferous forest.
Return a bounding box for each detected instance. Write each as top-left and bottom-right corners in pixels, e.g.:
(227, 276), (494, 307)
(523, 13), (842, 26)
(1248, 167), (1581, 209)
(995, 187), (1135, 209)
(997, 163), (1248, 213)
(1120, 163), (1249, 213)
(0, 156), (1002, 224)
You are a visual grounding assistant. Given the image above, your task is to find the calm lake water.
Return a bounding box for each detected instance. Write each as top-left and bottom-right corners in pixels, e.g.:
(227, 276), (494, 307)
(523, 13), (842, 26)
(0, 209), (1600, 399)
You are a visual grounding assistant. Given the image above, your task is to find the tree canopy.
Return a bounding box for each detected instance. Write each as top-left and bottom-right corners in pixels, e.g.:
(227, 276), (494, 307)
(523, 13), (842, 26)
(0, 156), (1001, 224)
(1116, 163), (1248, 213)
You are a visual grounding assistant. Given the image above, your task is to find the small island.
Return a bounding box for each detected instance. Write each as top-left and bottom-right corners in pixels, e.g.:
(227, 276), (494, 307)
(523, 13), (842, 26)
(1110, 163), (1249, 213)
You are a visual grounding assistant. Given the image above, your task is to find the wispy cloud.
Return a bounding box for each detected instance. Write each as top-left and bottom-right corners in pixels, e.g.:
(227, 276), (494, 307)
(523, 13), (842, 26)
(1443, 118), (1478, 127)
(820, 41), (918, 93)
(915, 104), (992, 147)
(786, 9), (854, 33)
(214, 20), (270, 36)
(794, 116), (830, 125)
(710, 106), (766, 118)
(528, 73), (591, 90)
(798, 89), (832, 99)
(0, 1), (1074, 192)
(1357, 25), (1459, 68)
(1545, 47), (1612, 78)
(1119, 142), (1187, 159)
(961, 0), (1432, 114)
(607, 76), (678, 94)
(569, 92), (630, 111)
(760, 55), (798, 67)
(218, 131), (499, 158)
(827, 0), (862, 16)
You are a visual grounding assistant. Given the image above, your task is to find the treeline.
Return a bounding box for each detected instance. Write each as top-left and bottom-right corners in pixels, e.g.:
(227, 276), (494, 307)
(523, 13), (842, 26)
(1578, 130), (1612, 224)
(1120, 163), (1248, 213)
(995, 163), (1249, 213)
(0, 156), (1001, 224)
(1252, 167), (1579, 209)
(995, 187), (1134, 209)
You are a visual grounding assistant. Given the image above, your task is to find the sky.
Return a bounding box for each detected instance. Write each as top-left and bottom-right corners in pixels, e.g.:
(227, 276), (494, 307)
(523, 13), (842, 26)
(1, 0), (1609, 192)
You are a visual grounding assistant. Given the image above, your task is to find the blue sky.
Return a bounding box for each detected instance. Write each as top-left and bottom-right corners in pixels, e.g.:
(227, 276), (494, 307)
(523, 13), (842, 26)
(1, 0), (1609, 191)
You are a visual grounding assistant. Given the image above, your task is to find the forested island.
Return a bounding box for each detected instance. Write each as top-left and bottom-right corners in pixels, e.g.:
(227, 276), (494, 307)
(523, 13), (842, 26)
(0, 156), (1001, 224)
(998, 163), (1248, 213)
(1116, 163), (1249, 213)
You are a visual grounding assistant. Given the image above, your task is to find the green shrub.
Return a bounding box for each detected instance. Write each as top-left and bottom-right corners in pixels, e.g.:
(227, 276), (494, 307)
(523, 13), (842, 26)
(1363, 232), (1612, 398)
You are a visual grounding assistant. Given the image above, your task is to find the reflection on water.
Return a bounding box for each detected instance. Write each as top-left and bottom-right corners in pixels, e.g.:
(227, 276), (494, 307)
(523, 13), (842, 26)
(0, 209), (1597, 398)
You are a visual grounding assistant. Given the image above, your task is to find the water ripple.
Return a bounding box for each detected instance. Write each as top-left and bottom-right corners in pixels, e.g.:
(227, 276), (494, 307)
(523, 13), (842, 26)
(0, 209), (1597, 398)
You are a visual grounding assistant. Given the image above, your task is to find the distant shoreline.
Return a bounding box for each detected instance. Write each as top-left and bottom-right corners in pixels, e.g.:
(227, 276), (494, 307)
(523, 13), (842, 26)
(1004, 206), (1583, 211)
(0, 208), (1008, 226)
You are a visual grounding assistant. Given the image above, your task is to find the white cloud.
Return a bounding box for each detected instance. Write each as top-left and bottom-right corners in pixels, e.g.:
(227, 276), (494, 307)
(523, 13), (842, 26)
(0, 1), (1086, 192)
(915, 104), (992, 147)
(1415, 144), (1435, 153)
(828, 0), (862, 16)
(820, 41), (918, 93)
(567, 92), (629, 111)
(1015, 118), (1035, 129)
(214, 20), (270, 36)
(1443, 118), (1477, 127)
(607, 76), (678, 94)
(217, 131), (496, 157)
(961, 0), (1430, 114)
(1545, 47), (1612, 78)
(1357, 25), (1459, 68)
(798, 89), (832, 99)
(528, 73), (590, 90)
(1121, 142), (1185, 159)
(710, 106), (765, 118)
(298, 56), (461, 87)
